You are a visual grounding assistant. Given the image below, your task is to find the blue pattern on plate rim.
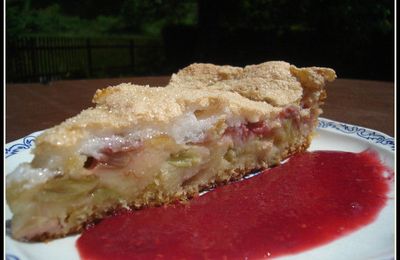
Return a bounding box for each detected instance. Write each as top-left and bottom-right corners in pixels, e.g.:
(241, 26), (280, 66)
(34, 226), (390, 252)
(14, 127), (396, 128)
(6, 254), (20, 260)
(4, 118), (395, 259)
(5, 136), (37, 158)
(318, 118), (395, 151)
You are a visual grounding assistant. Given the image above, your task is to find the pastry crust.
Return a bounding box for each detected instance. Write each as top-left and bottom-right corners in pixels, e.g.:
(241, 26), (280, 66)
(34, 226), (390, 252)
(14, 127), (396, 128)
(6, 61), (336, 241)
(36, 61), (335, 148)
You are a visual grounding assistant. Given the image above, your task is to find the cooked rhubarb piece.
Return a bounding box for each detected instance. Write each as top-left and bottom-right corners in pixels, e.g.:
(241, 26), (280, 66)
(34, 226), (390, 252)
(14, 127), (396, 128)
(6, 61), (336, 241)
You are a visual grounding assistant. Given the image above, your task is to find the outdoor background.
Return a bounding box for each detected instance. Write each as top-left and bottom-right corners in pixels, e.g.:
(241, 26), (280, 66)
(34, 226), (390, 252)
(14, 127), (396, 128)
(6, 0), (394, 83)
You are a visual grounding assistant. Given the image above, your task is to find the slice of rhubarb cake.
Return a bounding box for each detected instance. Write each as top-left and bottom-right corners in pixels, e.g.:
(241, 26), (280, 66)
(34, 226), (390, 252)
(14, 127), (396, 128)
(6, 61), (336, 241)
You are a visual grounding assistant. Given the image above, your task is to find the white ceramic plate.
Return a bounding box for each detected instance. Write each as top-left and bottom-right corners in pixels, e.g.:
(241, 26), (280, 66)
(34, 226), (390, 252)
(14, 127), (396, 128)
(5, 118), (395, 260)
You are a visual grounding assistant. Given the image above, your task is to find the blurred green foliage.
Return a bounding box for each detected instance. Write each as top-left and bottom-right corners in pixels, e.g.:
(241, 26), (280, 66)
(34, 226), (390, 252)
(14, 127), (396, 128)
(7, 1), (115, 37)
(6, 0), (394, 80)
(7, 0), (392, 40)
(6, 0), (197, 38)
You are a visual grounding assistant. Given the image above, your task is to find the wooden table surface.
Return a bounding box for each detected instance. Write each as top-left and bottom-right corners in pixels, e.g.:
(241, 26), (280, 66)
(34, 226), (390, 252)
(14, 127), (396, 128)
(6, 77), (394, 143)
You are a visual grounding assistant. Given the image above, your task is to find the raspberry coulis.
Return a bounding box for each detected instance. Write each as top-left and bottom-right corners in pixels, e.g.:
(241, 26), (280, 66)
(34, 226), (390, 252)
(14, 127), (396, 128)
(77, 150), (392, 259)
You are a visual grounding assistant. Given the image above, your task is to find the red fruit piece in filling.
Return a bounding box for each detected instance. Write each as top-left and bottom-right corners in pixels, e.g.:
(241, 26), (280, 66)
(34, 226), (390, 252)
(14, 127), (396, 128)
(225, 121), (271, 140)
(247, 121), (271, 138)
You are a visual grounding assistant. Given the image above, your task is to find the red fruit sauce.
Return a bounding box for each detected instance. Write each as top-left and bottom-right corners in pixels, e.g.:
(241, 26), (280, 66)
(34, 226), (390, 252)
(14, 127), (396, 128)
(77, 150), (393, 259)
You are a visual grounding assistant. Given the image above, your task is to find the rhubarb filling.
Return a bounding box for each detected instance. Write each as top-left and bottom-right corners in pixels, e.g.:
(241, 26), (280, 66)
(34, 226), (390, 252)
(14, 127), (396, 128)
(7, 103), (317, 241)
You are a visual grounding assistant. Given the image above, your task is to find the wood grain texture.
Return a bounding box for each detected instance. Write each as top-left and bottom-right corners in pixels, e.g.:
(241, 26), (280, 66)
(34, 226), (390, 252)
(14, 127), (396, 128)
(6, 77), (394, 143)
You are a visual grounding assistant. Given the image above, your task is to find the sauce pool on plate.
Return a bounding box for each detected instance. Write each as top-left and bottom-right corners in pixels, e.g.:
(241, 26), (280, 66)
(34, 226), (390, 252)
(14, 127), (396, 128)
(77, 150), (393, 259)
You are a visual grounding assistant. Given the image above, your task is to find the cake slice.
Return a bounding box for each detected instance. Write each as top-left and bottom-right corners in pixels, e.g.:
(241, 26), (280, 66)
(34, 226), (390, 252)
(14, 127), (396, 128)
(6, 61), (336, 241)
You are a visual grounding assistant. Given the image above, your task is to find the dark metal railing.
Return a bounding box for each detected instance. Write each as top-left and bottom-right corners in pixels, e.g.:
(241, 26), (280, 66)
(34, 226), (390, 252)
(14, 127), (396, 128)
(6, 36), (163, 83)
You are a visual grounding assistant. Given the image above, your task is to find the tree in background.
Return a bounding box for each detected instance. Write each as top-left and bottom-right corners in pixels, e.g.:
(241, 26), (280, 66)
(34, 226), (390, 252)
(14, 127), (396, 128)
(6, 0), (197, 38)
(6, 0), (394, 80)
